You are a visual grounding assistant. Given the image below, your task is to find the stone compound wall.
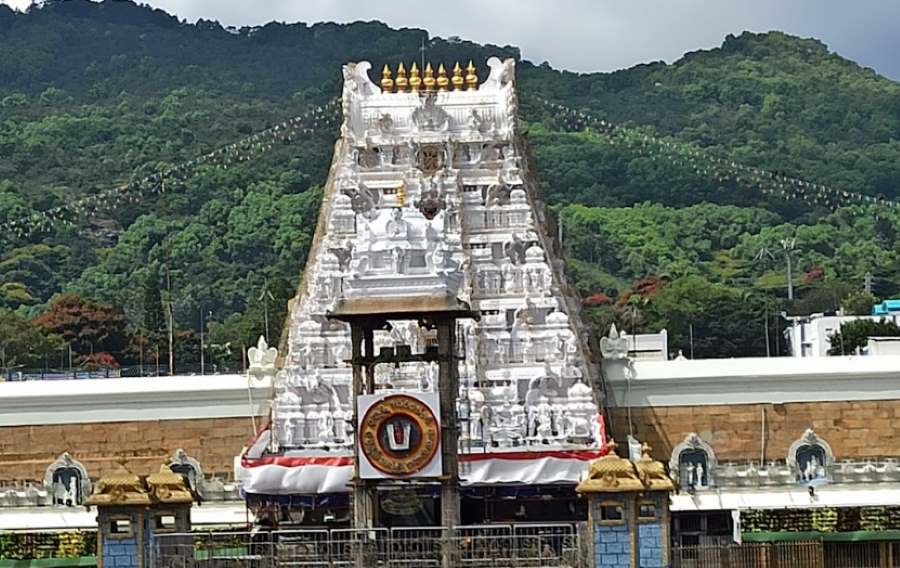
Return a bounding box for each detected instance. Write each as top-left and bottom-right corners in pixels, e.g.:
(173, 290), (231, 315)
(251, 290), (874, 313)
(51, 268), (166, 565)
(0, 417), (255, 483)
(608, 399), (900, 463)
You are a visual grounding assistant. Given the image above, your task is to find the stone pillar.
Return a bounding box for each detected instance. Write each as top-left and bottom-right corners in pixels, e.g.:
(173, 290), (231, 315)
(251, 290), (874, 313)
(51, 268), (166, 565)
(437, 316), (460, 568)
(577, 441), (674, 568)
(87, 463), (195, 568)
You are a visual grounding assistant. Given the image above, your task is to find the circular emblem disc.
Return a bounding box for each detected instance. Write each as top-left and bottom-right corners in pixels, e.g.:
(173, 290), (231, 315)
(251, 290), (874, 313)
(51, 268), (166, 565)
(360, 395), (440, 476)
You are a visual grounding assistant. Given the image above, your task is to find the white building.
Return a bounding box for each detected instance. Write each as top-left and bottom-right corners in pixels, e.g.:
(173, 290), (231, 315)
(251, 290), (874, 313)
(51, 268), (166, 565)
(786, 313), (900, 357)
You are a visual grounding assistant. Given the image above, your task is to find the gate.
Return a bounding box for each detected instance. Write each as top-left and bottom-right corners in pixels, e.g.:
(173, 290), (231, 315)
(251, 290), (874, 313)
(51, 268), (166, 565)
(151, 523), (585, 567)
(672, 541), (900, 568)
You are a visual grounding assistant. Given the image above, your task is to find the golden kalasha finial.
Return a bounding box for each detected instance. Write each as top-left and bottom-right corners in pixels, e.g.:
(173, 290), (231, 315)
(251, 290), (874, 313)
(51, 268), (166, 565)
(380, 64), (394, 93)
(423, 62), (436, 92)
(395, 63), (408, 93)
(465, 60), (478, 91)
(409, 62), (422, 92)
(451, 62), (465, 91)
(436, 64), (449, 91)
(396, 182), (407, 207)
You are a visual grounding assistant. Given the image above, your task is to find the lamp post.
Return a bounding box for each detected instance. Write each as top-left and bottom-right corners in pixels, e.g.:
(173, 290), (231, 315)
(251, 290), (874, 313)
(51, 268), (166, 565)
(780, 237), (797, 301)
(200, 309), (212, 375)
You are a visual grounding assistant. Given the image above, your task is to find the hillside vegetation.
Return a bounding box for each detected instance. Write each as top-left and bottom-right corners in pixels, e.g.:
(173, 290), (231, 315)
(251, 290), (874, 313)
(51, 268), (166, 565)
(1, 0), (899, 367)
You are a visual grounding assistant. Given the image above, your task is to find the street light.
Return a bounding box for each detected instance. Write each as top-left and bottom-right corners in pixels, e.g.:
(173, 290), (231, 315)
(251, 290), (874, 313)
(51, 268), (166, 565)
(779, 237), (797, 301)
(200, 308), (212, 375)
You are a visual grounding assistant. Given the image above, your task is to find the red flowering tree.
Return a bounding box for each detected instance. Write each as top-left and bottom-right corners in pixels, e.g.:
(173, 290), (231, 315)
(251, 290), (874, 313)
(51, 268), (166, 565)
(33, 293), (129, 365)
(583, 293), (614, 307)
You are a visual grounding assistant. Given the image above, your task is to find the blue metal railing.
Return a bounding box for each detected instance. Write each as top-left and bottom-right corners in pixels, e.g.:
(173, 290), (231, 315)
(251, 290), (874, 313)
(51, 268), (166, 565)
(3, 364), (242, 381)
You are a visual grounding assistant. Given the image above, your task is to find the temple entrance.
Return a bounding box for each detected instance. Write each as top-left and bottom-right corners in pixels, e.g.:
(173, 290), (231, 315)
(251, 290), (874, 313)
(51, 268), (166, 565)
(461, 485), (588, 525)
(377, 487), (440, 527)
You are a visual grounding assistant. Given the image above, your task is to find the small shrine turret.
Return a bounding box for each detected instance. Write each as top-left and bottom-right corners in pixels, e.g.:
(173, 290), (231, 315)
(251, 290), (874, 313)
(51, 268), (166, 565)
(87, 463), (195, 568)
(577, 441), (674, 568)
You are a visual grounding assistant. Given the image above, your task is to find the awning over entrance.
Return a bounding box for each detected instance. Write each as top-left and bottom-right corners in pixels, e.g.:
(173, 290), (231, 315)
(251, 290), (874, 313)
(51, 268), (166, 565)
(671, 483), (900, 511)
(0, 502), (252, 531)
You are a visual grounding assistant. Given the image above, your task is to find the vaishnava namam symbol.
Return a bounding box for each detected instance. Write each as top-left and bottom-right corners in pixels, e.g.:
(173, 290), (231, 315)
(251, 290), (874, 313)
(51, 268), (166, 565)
(360, 395), (440, 476)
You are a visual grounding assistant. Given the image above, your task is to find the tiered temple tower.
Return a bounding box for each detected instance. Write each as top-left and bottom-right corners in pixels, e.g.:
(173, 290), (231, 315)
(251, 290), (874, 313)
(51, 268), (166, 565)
(241, 57), (605, 524)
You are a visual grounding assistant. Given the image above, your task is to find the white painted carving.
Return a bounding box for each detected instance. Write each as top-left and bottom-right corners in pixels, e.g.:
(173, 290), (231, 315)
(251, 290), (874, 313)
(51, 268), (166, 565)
(248, 335), (278, 380)
(271, 57), (601, 461)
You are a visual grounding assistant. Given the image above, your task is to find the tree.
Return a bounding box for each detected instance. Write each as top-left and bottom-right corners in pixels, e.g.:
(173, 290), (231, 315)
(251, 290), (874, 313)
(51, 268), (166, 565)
(644, 275), (771, 358)
(141, 265), (165, 334)
(828, 319), (900, 355)
(841, 291), (878, 316)
(0, 309), (64, 371)
(33, 293), (129, 364)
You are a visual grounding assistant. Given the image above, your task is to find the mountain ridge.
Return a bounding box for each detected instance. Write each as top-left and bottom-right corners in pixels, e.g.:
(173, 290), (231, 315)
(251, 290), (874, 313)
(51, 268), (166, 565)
(1, 0), (899, 363)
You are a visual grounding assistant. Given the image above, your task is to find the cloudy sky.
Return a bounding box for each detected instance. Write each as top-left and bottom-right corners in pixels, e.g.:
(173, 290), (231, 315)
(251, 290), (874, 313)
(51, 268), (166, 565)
(4, 0), (900, 79)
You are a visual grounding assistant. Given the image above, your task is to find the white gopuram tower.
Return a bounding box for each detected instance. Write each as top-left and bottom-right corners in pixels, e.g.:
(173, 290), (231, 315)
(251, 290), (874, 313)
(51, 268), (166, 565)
(240, 59), (606, 520)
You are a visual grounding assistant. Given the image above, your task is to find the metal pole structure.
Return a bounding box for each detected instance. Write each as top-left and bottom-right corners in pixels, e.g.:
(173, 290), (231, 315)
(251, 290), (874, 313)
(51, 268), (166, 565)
(688, 324), (694, 360)
(786, 253), (794, 301)
(349, 323), (373, 568)
(200, 308), (205, 376)
(780, 238), (796, 301)
(165, 267), (175, 375)
(258, 279), (274, 344)
(437, 316), (460, 568)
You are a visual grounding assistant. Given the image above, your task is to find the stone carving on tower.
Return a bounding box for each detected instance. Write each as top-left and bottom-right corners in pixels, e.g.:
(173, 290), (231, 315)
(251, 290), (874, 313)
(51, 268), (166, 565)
(271, 57), (602, 460)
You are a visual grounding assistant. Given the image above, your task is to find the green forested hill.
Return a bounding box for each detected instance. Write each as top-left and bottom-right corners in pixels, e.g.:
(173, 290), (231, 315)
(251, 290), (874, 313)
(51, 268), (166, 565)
(1, 0), (899, 365)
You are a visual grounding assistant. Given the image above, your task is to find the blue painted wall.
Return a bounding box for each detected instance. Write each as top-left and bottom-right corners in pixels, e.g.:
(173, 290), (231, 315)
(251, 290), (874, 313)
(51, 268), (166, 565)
(102, 535), (139, 568)
(638, 522), (664, 567)
(595, 522), (633, 567)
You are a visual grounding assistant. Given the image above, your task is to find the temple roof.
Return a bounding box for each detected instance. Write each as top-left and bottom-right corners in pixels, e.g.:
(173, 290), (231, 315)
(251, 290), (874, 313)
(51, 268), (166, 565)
(577, 440), (674, 494)
(86, 463), (194, 507)
(329, 296), (476, 322)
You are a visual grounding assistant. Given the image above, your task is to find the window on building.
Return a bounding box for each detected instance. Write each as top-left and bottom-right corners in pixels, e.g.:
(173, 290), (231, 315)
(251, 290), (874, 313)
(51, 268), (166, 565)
(155, 514), (177, 532)
(598, 501), (624, 525)
(110, 518), (132, 537)
(638, 502), (658, 522)
(672, 511), (733, 547)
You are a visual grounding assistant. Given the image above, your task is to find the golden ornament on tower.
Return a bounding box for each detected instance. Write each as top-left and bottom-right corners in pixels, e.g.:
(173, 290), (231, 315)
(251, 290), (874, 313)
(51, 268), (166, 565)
(395, 62), (408, 93)
(380, 60), (480, 93)
(409, 62), (422, 92)
(451, 62), (465, 91)
(380, 64), (394, 93)
(436, 64), (450, 91)
(465, 60), (478, 91)
(423, 62), (436, 92)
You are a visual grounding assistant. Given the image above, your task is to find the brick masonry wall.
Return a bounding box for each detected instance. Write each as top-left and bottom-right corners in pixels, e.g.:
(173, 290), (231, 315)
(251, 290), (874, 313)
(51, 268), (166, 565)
(608, 399), (900, 464)
(0, 417), (257, 483)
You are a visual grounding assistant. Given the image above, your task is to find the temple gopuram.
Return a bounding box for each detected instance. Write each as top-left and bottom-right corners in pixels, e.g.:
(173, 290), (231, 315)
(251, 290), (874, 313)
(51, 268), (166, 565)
(238, 57), (607, 528)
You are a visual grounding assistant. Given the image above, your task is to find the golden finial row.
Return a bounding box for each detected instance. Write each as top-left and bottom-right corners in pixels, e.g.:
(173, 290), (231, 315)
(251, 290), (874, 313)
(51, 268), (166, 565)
(381, 61), (479, 93)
